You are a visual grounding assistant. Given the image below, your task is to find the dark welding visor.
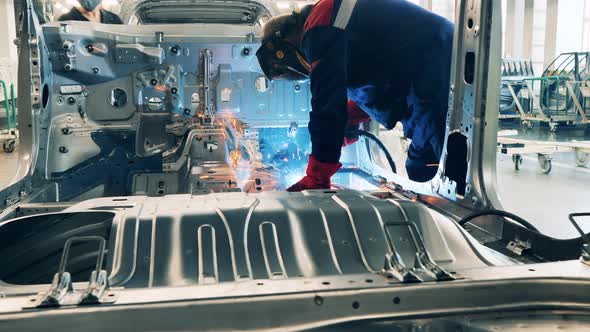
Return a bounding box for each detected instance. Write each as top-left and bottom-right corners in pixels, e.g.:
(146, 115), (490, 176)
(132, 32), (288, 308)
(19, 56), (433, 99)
(256, 39), (311, 81)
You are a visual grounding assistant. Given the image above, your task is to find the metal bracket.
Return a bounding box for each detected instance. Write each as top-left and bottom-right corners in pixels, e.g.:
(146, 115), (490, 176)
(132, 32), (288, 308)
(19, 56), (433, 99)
(581, 244), (590, 266)
(568, 213), (590, 265)
(24, 236), (118, 309)
(201, 49), (214, 123)
(506, 238), (532, 256)
(382, 222), (455, 283)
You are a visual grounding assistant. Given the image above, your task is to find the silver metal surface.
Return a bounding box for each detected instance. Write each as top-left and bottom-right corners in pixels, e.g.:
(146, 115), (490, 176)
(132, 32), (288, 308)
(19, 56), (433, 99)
(1, 1), (589, 330)
(201, 49), (213, 120)
(118, 0), (277, 25)
(2, 275), (590, 331)
(23, 236), (117, 309)
(55, 190), (478, 288)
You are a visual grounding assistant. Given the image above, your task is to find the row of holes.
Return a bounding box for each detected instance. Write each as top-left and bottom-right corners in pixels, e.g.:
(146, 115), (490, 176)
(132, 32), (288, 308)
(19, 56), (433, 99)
(256, 278), (375, 287)
(313, 297), (401, 310)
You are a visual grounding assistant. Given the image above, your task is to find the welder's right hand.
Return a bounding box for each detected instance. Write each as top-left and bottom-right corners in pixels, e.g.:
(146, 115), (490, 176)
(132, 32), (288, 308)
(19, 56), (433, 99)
(287, 156), (342, 192)
(343, 100), (370, 146)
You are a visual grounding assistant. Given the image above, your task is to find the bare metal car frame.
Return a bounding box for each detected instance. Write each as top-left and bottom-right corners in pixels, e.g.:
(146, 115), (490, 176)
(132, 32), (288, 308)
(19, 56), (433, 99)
(0, 1), (589, 331)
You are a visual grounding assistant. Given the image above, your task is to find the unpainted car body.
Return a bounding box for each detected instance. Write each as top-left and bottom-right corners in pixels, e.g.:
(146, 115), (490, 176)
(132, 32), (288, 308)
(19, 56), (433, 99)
(0, 1), (589, 331)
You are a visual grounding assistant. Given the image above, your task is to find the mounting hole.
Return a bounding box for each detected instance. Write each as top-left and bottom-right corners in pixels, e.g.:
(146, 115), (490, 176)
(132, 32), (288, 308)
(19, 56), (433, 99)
(41, 84), (49, 109)
(393, 297), (401, 305)
(32, 60), (38, 66)
(467, 18), (474, 29)
(314, 295), (324, 306)
(365, 279), (373, 283)
(109, 88), (128, 108)
(147, 97), (163, 111)
(464, 52), (475, 84)
(322, 281), (330, 285)
(257, 282), (264, 286)
(528, 268), (535, 272)
(352, 301), (360, 309)
(255, 76), (270, 93)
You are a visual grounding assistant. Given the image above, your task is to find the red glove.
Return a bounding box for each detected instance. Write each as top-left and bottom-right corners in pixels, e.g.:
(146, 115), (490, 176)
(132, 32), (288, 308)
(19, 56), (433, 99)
(287, 156), (342, 192)
(343, 100), (371, 146)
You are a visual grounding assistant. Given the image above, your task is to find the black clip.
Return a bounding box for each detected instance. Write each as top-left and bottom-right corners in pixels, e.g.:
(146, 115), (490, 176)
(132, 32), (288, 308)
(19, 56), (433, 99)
(382, 221), (455, 282)
(24, 236), (117, 308)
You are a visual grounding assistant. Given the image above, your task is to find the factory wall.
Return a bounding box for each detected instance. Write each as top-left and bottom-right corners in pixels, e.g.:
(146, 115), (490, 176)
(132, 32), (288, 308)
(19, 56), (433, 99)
(0, 0), (589, 99)
(0, 0), (17, 97)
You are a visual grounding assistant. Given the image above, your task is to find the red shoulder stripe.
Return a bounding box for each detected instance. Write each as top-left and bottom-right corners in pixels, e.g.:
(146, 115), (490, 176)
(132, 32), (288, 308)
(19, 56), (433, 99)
(303, 0), (335, 33)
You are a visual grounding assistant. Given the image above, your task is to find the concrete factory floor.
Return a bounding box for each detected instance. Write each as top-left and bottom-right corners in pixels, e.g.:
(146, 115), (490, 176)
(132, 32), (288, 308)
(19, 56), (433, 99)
(497, 151), (590, 239)
(0, 145), (17, 188)
(1, 123), (589, 239)
(496, 124), (590, 239)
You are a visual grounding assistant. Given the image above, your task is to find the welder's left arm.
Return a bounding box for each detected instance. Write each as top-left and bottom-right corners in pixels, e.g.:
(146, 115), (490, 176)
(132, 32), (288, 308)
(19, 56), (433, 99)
(343, 100), (371, 146)
(287, 26), (348, 192)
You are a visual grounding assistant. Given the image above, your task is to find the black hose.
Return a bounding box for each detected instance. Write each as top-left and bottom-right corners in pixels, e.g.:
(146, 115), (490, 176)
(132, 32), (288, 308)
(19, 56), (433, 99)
(347, 129), (397, 174)
(348, 131), (541, 234)
(458, 209), (540, 233)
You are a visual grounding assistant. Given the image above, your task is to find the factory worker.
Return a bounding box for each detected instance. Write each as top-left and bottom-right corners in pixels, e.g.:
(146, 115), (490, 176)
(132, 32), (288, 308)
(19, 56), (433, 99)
(256, 0), (454, 191)
(58, 0), (123, 24)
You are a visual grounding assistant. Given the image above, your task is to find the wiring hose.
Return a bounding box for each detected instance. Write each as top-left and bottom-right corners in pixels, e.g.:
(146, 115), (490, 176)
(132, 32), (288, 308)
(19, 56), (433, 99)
(457, 209), (540, 233)
(347, 129), (397, 174)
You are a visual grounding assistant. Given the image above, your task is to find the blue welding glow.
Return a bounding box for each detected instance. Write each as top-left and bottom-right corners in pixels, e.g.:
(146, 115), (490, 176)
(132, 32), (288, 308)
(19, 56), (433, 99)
(258, 127), (311, 189)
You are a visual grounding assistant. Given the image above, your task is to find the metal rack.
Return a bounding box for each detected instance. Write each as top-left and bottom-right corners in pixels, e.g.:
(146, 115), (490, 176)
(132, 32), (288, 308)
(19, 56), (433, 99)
(0, 80), (17, 153)
(498, 133), (590, 174)
(500, 52), (590, 131)
(499, 59), (535, 119)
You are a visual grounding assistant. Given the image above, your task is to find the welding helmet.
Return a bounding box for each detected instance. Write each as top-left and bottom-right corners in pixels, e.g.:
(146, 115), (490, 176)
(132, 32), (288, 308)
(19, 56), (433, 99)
(256, 36), (311, 81)
(256, 11), (311, 81)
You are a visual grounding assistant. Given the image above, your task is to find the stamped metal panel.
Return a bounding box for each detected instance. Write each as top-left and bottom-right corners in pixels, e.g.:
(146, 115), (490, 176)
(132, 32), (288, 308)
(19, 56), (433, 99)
(216, 64), (312, 127)
(64, 190), (488, 288)
(37, 23), (312, 180)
